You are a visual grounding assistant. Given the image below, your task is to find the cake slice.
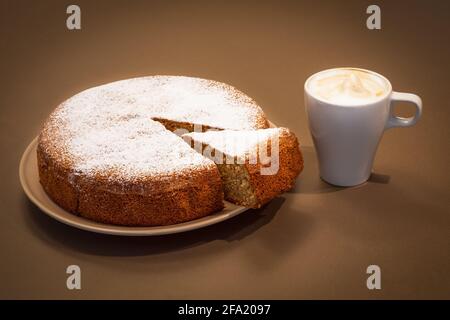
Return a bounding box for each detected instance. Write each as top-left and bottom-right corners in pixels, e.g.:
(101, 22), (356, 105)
(182, 128), (303, 208)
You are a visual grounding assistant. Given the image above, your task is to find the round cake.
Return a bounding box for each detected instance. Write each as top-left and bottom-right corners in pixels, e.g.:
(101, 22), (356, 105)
(37, 76), (269, 226)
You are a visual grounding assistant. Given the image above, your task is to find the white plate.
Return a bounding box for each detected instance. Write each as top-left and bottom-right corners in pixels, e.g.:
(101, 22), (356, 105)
(19, 137), (249, 236)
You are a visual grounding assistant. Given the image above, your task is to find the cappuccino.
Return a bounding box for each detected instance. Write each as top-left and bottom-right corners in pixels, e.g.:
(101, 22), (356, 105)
(304, 67), (422, 186)
(307, 68), (389, 105)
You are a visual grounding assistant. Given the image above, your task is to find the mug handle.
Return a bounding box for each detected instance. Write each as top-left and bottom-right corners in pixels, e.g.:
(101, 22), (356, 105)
(385, 92), (422, 129)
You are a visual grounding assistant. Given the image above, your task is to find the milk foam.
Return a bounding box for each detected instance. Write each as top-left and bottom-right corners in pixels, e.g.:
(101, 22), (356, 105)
(308, 69), (388, 105)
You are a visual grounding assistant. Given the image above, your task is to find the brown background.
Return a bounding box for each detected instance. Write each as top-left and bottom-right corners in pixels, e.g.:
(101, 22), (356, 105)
(1, 0), (449, 299)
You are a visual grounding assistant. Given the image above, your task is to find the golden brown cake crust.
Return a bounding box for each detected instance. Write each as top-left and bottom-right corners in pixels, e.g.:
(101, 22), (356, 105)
(37, 132), (225, 226)
(245, 129), (303, 208)
(37, 76), (275, 226)
(36, 75), (273, 226)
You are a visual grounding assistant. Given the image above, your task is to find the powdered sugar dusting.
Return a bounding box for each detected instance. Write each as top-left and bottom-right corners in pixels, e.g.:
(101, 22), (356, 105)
(44, 76), (267, 180)
(67, 118), (211, 178)
(184, 128), (285, 157)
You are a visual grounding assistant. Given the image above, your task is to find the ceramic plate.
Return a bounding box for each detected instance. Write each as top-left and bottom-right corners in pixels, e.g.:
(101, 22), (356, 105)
(19, 137), (249, 236)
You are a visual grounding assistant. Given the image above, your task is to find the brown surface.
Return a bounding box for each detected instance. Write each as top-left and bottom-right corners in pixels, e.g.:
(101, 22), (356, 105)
(0, 0), (449, 299)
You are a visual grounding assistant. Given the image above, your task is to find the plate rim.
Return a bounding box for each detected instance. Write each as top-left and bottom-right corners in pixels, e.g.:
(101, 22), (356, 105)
(19, 137), (249, 236)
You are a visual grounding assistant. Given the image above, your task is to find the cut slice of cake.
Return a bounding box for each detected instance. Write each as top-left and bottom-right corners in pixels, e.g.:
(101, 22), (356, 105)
(182, 128), (303, 208)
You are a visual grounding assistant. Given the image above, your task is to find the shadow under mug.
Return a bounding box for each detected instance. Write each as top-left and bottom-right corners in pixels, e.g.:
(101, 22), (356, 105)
(304, 67), (422, 187)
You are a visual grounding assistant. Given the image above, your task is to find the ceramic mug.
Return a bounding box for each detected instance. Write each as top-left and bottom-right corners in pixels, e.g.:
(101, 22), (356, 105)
(304, 67), (422, 187)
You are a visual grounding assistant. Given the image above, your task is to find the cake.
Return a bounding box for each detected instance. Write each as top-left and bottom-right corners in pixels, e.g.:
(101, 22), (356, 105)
(38, 76), (270, 226)
(182, 128), (304, 208)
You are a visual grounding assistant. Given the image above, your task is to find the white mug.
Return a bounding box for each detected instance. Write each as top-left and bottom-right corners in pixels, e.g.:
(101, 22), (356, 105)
(304, 67), (422, 187)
